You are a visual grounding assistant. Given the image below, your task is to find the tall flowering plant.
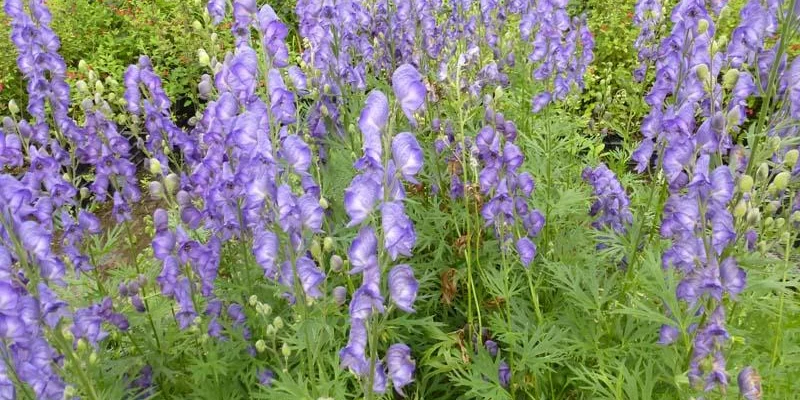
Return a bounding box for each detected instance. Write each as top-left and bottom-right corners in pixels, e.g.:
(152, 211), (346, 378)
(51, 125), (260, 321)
(630, 0), (800, 394)
(339, 80), (424, 397)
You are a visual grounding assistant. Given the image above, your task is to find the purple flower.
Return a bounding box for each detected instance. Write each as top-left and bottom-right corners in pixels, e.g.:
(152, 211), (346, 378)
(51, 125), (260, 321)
(254, 229), (279, 278)
(349, 226), (379, 275)
(388, 265), (418, 313)
(258, 369), (274, 386)
(333, 286), (348, 305)
(498, 360), (511, 388)
(392, 133), (424, 183)
(296, 256), (325, 298)
(386, 343), (415, 396)
(738, 367), (761, 400)
(658, 324), (680, 345)
(358, 90), (389, 168)
(280, 135), (312, 174)
(349, 287), (385, 319)
(485, 340), (499, 357)
(340, 318), (369, 375)
(381, 201), (416, 260)
(344, 174), (382, 226)
(582, 163), (633, 234)
(720, 257), (746, 297)
(373, 360), (388, 394)
(208, 0), (227, 24)
(531, 92), (551, 113)
(515, 237), (536, 267)
(392, 64), (427, 126)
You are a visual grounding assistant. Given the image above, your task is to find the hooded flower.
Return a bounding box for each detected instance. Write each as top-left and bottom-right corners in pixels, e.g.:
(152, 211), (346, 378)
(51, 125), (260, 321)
(388, 265), (418, 313)
(392, 133), (424, 183)
(381, 201), (416, 260)
(386, 343), (415, 396)
(392, 64), (426, 126)
(344, 174), (382, 226)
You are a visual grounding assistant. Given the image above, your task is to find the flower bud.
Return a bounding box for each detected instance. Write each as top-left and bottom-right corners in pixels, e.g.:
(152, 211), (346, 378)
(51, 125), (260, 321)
(695, 64), (710, 82)
(198, 49), (210, 67)
(164, 173), (180, 193)
(722, 69), (739, 89)
(76, 80), (89, 94)
(332, 286), (347, 305)
(494, 85), (504, 100)
(773, 171), (790, 191)
(148, 181), (164, 199)
(781, 231), (791, 243)
(149, 158), (162, 175)
(8, 100), (19, 115)
(80, 187), (90, 200)
(320, 104), (329, 116)
(769, 136), (782, 153)
(273, 316), (284, 330)
(266, 324), (277, 336)
(739, 175), (754, 192)
(319, 197), (329, 209)
(766, 201), (779, 215)
(256, 302), (272, 316)
(255, 339), (267, 353)
(210, 32), (218, 43)
(248, 295), (258, 307)
(310, 239), (322, 260)
(95, 80), (104, 94)
(281, 342), (291, 357)
(784, 149), (798, 169)
(775, 217), (786, 229)
(756, 162), (769, 183)
(697, 19), (709, 34)
(746, 208), (761, 225)
(764, 216), (774, 227)
(78, 59), (89, 72)
(76, 339), (88, 352)
(791, 211), (800, 223)
(88, 70), (97, 82)
(323, 237), (334, 253)
(726, 107), (741, 127)
(64, 385), (76, 398)
(733, 200), (747, 218)
(89, 351), (98, 365)
(330, 255), (343, 272)
(192, 20), (203, 31)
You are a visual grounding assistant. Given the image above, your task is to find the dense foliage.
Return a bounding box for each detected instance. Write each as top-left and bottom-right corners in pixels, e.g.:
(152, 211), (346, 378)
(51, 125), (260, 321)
(0, 0), (799, 399)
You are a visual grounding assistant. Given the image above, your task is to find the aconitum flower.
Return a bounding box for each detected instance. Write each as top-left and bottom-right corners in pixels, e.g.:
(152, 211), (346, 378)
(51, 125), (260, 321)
(498, 360), (511, 388)
(340, 318), (369, 375)
(387, 343), (415, 395)
(350, 287), (385, 320)
(392, 64), (427, 126)
(208, 0), (226, 24)
(258, 369), (274, 387)
(382, 201), (416, 260)
(392, 133), (424, 183)
(582, 163), (633, 234)
(71, 297), (129, 347)
(296, 256), (326, 298)
(388, 265), (418, 312)
(344, 174), (381, 226)
(358, 90), (389, 169)
(738, 367), (761, 400)
(349, 226), (379, 275)
(515, 237), (536, 267)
